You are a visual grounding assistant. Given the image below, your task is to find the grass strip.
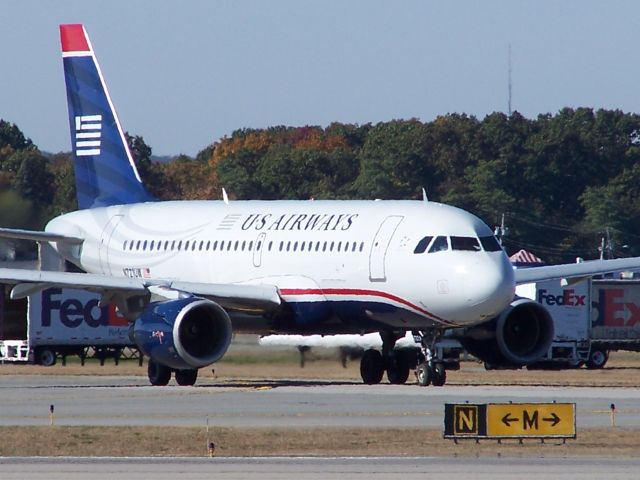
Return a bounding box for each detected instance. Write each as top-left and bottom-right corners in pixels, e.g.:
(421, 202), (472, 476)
(0, 426), (638, 457)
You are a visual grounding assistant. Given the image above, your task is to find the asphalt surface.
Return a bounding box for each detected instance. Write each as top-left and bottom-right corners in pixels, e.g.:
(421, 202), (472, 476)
(2, 456), (639, 479)
(0, 375), (637, 428)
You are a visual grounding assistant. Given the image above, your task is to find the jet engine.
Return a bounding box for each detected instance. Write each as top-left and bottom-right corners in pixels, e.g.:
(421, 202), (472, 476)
(132, 297), (232, 370)
(458, 297), (554, 367)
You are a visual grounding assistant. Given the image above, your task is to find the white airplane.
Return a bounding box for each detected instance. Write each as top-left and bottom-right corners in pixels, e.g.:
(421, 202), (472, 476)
(1, 24), (639, 387)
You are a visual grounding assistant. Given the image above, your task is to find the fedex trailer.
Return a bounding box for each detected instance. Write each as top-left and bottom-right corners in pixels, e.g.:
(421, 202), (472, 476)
(519, 277), (640, 369)
(0, 286), (134, 365)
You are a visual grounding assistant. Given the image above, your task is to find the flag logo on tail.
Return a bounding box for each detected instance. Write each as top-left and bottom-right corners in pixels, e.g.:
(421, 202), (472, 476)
(75, 115), (102, 156)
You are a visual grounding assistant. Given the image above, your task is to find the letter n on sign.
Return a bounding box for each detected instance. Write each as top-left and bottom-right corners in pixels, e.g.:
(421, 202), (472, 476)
(444, 403), (487, 438)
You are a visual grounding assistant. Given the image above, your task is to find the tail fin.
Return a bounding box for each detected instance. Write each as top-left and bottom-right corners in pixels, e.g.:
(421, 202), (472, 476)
(60, 24), (154, 209)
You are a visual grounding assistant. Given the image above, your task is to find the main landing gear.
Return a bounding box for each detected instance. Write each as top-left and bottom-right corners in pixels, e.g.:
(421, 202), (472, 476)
(147, 358), (199, 386)
(358, 330), (449, 387)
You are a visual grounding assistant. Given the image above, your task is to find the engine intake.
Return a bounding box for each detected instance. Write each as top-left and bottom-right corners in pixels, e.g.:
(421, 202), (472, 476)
(459, 297), (554, 367)
(133, 297), (232, 370)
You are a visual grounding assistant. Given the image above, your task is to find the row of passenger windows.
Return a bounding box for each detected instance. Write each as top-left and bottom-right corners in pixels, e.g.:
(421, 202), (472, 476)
(413, 235), (502, 254)
(122, 239), (367, 254)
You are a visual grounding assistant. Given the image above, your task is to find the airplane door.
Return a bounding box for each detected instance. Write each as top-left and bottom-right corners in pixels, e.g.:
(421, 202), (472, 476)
(369, 215), (403, 282)
(253, 232), (266, 267)
(98, 215), (123, 275)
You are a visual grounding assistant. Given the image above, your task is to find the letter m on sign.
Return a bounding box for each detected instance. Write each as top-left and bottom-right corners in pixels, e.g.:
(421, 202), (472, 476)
(454, 405), (478, 435)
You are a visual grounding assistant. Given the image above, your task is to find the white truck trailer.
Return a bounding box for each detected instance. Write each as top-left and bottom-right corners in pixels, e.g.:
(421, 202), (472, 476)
(519, 277), (640, 369)
(0, 286), (135, 365)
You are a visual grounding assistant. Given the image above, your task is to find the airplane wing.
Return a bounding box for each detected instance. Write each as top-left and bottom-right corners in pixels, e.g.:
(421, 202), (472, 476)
(0, 268), (281, 313)
(514, 256), (640, 284)
(0, 227), (83, 244)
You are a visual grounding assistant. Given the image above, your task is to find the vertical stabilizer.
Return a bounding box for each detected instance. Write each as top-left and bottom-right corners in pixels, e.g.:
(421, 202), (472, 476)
(60, 24), (154, 209)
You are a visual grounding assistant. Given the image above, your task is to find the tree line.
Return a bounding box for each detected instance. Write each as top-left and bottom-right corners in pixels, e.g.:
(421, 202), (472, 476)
(2, 107), (640, 263)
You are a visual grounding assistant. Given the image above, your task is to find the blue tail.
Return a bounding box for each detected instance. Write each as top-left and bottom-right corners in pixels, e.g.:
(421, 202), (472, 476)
(60, 24), (154, 210)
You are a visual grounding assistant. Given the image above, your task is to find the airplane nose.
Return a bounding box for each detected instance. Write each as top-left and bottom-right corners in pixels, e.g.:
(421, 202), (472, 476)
(464, 255), (515, 320)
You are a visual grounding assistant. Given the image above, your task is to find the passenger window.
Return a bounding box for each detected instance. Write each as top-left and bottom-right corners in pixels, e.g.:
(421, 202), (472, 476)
(301, 241), (305, 251)
(177, 241), (183, 250)
(268, 241), (273, 251)
(428, 236), (449, 253)
(192, 242), (197, 251)
(143, 240), (148, 251)
(450, 236), (481, 252)
(413, 236), (433, 254)
(359, 242), (364, 252)
(480, 235), (503, 252)
(184, 241), (190, 251)
(315, 242), (320, 252)
(249, 241), (253, 251)
(241, 240), (246, 251)
(293, 241), (298, 252)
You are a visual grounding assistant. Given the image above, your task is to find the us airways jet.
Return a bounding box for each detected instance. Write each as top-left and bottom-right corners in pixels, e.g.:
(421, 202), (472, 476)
(1, 24), (639, 387)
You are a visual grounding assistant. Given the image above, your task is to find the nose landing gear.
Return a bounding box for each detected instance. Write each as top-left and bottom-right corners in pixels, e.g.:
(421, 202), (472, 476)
(414, 329), (448, 387)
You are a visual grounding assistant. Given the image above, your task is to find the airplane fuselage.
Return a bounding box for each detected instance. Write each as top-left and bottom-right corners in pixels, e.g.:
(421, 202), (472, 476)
(47, 199), (516, 334)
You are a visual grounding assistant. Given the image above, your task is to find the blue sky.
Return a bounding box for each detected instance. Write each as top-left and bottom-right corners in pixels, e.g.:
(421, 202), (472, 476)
(1, 1), (639, 156)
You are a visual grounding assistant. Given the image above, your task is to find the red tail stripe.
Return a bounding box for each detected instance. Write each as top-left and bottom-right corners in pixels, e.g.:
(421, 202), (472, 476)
(60, 24), (90, 53)
(279, 288), (448, 324)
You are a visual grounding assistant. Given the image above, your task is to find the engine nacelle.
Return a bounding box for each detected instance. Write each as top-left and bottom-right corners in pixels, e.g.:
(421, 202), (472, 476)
(458, 297), (554, 367)
(132, 297), (232, 370)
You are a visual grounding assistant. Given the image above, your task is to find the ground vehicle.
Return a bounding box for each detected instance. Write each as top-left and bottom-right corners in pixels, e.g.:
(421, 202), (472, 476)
(519, 277), (640, 369)
(0, 286), (134, 365)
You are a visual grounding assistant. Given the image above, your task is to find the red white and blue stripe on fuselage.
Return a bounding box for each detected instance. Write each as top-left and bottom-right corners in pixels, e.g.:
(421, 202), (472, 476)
(276, 287), (458, 332)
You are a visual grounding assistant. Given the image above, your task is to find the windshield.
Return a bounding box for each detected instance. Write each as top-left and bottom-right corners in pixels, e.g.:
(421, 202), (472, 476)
(450, 236), (481, 252)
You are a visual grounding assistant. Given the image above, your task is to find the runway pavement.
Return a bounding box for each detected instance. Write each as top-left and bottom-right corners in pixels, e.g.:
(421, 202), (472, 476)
(2, 456), (640, 480)
(0, 375), (637, 428)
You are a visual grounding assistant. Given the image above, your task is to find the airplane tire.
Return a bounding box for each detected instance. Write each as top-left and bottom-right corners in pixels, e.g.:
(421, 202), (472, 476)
(37, 348), (57, 367)
(175, 369), (198, 386)
(387, 350), (410, 384)
(360, 349), (385, 385)
(147, 359), (171, 386)
(586, 348), (609, 369)
(431, 363), (446, 386)
(416, 362), (432, 387)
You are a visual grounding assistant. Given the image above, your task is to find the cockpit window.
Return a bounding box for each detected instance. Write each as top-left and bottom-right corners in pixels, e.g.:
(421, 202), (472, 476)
(450, 236), (481, 251)
(428, 236), (449, 253)
(480, 235), (503, 252)
(413, 236), (433, 254)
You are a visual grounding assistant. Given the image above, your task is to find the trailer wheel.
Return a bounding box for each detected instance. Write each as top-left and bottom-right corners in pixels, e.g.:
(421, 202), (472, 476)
(147, 359), (171, 386)
(37, 348), (57, 367)
(586, 348), (609, 369)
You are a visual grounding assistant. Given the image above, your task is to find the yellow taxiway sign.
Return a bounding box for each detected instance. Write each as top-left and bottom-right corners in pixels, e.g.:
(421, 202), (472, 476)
(486, 403), (575, 438)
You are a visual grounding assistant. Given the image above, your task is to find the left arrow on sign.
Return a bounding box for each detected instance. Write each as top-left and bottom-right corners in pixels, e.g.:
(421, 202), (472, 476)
(501, 413), (518, 427)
